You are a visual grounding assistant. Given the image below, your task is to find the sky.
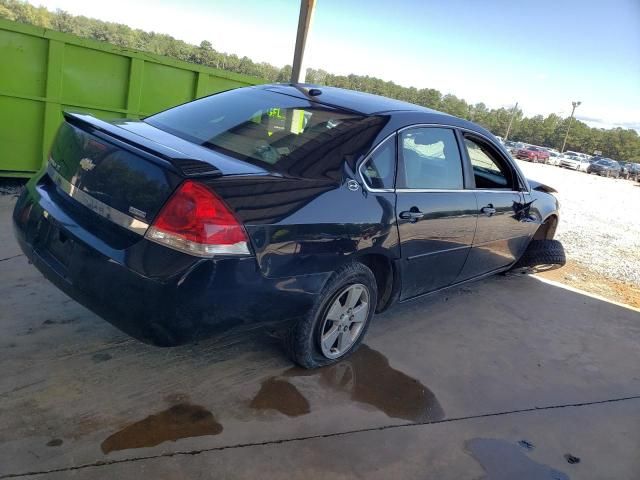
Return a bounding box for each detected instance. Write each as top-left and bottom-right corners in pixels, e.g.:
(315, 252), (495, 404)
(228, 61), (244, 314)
(26, 0), (640, 130)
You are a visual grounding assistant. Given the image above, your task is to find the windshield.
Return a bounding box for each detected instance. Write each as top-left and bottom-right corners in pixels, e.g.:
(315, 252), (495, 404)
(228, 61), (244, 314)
(146, 88), (382, 173)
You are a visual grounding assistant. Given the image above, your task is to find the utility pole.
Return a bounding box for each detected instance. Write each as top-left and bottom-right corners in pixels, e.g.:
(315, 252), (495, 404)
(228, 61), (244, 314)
(290, 0), (317, 84)
(561, 101), (582, 153)
(504, 102), (518, 141)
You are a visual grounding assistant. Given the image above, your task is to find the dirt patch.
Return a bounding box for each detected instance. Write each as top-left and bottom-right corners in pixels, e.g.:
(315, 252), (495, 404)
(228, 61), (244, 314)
(538, 261), (640, 309)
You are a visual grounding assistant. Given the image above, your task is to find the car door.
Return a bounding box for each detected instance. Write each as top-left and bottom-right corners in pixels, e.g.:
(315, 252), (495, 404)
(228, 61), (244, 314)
(395, 126), (478, 300)
(456, 134), (533, 280)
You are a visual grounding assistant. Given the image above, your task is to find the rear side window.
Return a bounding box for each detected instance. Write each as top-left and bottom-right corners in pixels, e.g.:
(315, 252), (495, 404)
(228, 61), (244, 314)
(464, 136), (517, 190)
(398, 127), (463, 189)
(361, 136), (396, 189)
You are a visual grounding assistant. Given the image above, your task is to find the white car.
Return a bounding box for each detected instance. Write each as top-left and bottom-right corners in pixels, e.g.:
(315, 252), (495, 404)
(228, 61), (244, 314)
(546, 151), (562, 166)
(564, 151), (590, 161)
(560, 154), (590, 171)
(577, 159), (590, 172)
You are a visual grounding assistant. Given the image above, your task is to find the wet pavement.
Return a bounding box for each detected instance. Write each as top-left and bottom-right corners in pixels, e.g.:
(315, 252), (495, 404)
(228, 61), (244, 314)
(1, 195), (639, 479)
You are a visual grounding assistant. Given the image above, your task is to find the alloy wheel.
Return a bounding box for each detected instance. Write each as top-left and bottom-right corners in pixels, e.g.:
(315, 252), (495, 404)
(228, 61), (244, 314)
(319, 283), (370, 359)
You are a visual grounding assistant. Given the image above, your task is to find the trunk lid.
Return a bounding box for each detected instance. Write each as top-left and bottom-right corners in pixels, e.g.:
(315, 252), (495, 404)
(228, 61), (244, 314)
(48, 113), (267, 225)
(49, 115), (183, 224)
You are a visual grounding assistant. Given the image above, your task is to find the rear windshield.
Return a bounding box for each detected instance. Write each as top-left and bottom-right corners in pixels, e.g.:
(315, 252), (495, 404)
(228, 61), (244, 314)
(145, 88), (382, 173)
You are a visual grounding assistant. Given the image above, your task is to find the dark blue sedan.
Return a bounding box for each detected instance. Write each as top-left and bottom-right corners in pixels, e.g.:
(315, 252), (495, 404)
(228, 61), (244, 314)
(13, 84), (564, 368)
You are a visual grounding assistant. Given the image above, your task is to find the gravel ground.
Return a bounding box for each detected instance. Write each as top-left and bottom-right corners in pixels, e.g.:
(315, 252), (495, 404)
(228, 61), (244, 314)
(517, 160), (640, 287)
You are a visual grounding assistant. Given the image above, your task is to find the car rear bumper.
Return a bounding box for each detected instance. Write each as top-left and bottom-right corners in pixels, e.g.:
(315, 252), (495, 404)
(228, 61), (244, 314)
(13, 178), (327, 346)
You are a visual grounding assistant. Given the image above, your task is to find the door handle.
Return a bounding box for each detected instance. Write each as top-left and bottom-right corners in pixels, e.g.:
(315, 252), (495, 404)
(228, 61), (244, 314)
(399, 210), (425, 222)
(481, 205), (496, 216)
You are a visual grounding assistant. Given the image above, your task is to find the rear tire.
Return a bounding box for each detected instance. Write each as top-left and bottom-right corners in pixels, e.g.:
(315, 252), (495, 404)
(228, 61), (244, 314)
(510, 239), (566, 274)
(285, 262), (377, 369)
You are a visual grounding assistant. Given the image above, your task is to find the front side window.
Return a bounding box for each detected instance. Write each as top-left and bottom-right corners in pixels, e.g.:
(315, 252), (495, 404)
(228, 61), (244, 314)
(464, 136), (517, 190)
(361, 136), (396, 189)
(398, 127), (463, 189)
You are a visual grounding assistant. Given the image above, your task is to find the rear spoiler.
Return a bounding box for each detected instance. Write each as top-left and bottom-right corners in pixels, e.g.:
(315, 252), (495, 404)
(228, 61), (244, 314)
(63, 112), (222, 178)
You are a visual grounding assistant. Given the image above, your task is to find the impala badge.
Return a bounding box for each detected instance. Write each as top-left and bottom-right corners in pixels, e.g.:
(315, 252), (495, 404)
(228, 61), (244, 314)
(128, 206), (147, 219)
(347, 180), (360, 191)
(79, 158), (96, 171)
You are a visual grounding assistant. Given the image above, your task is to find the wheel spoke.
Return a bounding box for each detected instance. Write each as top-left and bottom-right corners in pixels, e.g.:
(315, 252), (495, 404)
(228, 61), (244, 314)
(322, 324), (340, 351)
(326, 300), (344, 321)
(351, 302), (368, 323)
(337, 330), (351, 352)
(345, 285), (363, 309)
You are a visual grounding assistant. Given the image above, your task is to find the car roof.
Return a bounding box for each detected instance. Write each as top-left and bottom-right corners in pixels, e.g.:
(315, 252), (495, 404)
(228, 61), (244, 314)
(261, 83), (441, 115)
(258, 83), (496, 136)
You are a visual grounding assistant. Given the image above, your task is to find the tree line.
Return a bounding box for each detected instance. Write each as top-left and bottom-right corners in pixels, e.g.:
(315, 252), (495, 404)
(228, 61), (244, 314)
(1, 0), (638, 162)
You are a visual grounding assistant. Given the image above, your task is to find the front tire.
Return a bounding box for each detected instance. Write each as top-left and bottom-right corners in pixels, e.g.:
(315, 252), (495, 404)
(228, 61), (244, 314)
(510, 239), (566, 274)
(286, 262), (377, 369)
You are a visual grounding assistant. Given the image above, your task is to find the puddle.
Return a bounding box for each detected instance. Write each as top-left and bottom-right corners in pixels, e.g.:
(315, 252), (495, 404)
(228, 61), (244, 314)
(101, 403), (223, 454)
(466, 438), (569, 480)
(251, 345), (444, 423)
(250, 377), (311, 417)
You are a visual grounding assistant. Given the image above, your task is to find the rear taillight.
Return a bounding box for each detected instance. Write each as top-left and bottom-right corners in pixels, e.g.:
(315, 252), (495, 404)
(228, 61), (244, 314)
(145, 180), (250, 257)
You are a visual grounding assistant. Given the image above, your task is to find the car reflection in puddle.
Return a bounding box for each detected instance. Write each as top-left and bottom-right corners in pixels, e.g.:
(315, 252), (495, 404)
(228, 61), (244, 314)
(250, 344), (444, 423)
(101, 403), (223, 454)
(250, 377), (311, 417)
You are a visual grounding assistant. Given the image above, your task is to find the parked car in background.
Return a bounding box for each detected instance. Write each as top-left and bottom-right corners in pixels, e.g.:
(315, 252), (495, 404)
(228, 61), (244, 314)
(560, 153), (588, 171)
(12, 84), (565, 368)
(546, 150), (562, 166)
(564, 151), (590, 161)
(620, 162), (630, 178)
(514, 146), (550, 163)
(506, 141), (526, 155)
(626, 162), (640, 181)
(619, 162), (639, 179)
(587, 158), (622, 177)
(577, 158), (591, 172)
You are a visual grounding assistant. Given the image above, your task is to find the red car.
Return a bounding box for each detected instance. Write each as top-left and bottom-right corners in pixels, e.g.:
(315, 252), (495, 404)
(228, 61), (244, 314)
(514, 146), (550, 163)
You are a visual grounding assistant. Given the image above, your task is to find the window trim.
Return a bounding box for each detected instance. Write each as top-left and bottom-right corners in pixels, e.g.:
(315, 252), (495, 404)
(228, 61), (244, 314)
(358, 133), (398, 192)
(462, 131), (529, 193)
(397, 124), (529, 193)
(396, 126), (466, 191)
(358, 123), (530, 194)
(358, 132), (398, 193)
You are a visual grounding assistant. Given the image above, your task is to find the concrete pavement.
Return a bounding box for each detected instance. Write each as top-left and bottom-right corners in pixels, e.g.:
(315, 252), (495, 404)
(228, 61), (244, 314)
(1, 195), (639, 479)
